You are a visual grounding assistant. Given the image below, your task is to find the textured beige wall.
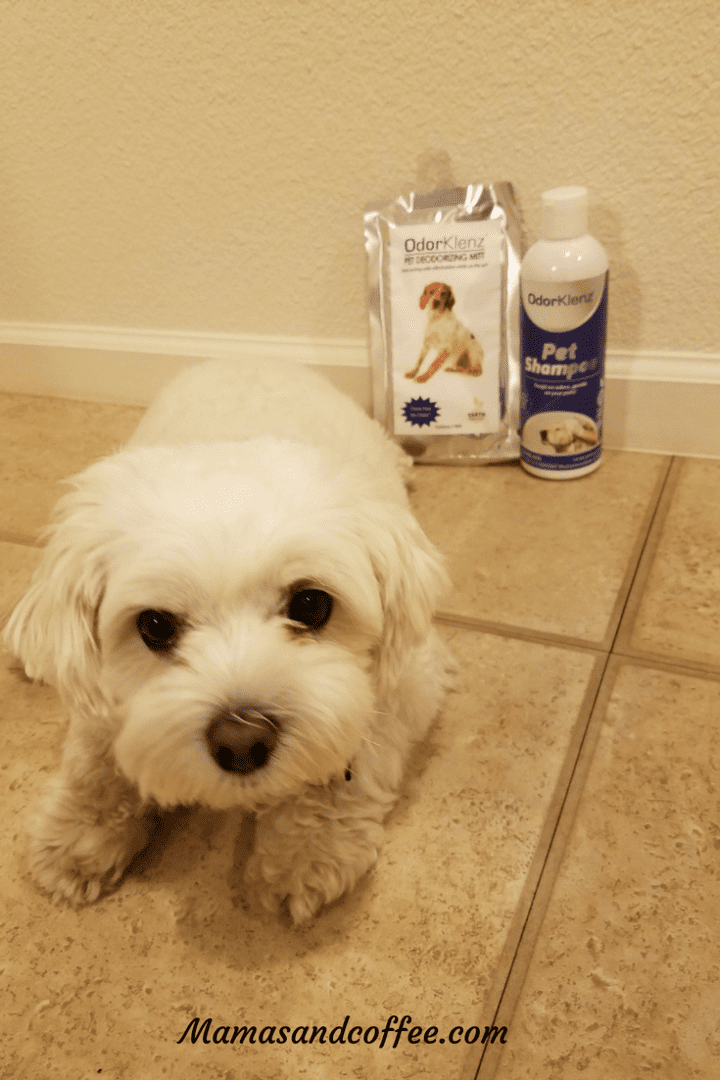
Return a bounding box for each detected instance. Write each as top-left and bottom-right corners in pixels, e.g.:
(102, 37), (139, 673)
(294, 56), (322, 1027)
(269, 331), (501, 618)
(0, 0), (718, 352)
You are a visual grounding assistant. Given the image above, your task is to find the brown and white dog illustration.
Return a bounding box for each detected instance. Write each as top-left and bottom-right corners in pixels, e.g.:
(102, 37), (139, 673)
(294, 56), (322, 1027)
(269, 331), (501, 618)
(405, 282), (484, 383)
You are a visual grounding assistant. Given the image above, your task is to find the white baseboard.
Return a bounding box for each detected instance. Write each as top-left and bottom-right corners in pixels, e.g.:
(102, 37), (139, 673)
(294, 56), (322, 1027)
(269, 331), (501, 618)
(0, 322), (373, 419)
(1, 322), (719, 458)
(603, 352), (720, 459)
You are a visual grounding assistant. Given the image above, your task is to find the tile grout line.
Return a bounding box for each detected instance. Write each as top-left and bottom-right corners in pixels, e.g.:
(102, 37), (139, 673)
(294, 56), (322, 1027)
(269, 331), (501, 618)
(610, 455), (684, 656)
(437, 450), (678, 660)
(460, 651), (613, 1080)
(465, 645), (720, 1080)
(597, 454), (677, 652)
(434, 610), (609, 656)
(608, 458), (720, 675)
(460, 455), (681, 1080)
(609, 647), (720, 683)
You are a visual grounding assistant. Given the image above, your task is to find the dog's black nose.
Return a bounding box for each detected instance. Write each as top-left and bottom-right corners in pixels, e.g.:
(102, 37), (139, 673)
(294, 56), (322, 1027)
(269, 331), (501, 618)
(540, 430), (548, 440)
(206, 709), (280, 775)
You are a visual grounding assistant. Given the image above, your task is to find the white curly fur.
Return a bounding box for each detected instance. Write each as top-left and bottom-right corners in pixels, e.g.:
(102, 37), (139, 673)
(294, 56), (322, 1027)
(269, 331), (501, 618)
(4, 358), (453, 923)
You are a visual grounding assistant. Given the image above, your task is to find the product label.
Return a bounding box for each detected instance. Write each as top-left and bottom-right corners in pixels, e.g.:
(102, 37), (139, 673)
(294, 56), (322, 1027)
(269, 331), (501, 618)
(388, 221), (505, 436)
(520, 272), (607, 473)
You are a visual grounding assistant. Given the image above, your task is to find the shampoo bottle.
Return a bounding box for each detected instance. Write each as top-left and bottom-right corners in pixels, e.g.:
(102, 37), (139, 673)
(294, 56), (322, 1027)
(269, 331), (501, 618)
(519, 186), (608, 479)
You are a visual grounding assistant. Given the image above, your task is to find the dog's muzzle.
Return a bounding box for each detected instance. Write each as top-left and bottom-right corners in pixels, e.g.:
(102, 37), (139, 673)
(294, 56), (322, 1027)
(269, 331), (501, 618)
(206, 708), (280, 775)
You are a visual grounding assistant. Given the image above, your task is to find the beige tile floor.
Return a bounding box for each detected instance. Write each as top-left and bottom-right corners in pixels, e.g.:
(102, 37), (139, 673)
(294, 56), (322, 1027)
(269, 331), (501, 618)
(0, 388), (718, 1080)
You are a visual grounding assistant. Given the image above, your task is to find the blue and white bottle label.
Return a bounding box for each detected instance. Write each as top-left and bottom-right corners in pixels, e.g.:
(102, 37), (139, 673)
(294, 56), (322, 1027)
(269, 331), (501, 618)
(520, 272), (608, 473)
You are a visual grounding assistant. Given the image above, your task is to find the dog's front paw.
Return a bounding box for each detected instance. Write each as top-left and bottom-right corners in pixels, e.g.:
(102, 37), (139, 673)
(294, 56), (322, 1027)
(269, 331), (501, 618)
(246, 843), (379, 925)
(246, 805), (385, 925)
(244, 851), (302, 920)
(27, 781), (155, 905)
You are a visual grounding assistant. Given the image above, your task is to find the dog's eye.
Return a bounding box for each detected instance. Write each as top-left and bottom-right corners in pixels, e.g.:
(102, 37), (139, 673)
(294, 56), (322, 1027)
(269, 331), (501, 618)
(286, 589), (333, 630)
(137, 609), (180, 651)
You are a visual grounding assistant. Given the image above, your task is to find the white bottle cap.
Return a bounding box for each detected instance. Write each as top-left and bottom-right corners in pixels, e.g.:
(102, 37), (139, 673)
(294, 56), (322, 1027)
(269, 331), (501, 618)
(541, 186), (588, 241)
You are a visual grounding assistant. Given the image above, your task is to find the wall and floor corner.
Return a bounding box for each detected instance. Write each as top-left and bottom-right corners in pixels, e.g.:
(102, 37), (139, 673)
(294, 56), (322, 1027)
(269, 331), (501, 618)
(0, 326), (719, 459)
(0, 1), (718, 454)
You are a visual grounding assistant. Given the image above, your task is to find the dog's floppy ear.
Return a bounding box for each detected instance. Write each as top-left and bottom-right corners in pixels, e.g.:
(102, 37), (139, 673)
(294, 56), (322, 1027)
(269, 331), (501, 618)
(351, 503), (451, 694)
(420, 282), (445, 310)
(443, 286), (455, 311)
(3, 465), (113, 710)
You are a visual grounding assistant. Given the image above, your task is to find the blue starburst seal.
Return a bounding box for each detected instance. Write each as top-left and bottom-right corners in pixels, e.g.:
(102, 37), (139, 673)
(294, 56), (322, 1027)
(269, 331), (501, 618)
(402, 397), (440, 428)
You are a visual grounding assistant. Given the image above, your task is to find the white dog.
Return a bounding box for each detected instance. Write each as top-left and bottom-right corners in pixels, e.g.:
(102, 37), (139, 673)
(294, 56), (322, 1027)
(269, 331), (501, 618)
(4, 359), (452, 923)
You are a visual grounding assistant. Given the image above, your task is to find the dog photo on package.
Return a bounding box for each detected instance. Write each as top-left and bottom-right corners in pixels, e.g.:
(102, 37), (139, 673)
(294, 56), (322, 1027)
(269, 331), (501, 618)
(394, 230), (501, 436)
(365, 184), (522, 465)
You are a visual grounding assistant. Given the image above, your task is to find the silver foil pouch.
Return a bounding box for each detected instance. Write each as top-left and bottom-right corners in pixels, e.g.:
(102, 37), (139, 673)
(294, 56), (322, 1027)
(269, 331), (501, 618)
(364, 183), (523, 464)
